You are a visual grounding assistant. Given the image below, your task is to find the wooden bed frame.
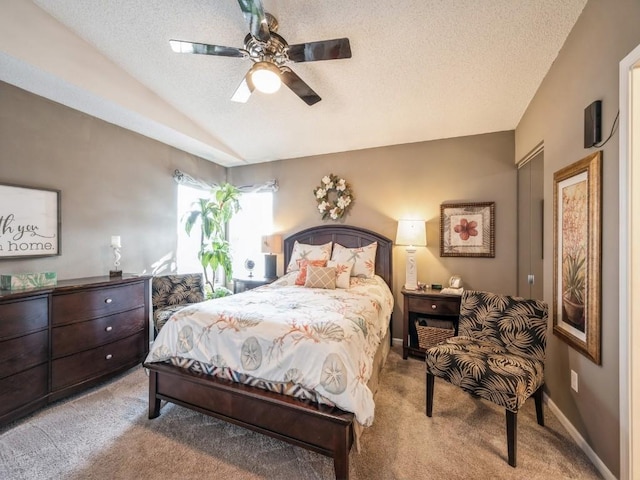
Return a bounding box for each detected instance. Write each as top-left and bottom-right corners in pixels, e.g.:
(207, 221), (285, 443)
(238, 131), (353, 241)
(145, 225), (393, 479)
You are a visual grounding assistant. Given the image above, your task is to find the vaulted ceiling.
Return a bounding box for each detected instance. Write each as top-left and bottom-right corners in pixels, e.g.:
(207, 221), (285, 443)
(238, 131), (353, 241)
(0, 1), (587, 167)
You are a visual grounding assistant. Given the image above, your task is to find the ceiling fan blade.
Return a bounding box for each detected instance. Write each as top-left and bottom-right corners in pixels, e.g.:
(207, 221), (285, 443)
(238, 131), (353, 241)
(287, 38), (352, 63)
(279, 67), (321, 106)
(230, 72), (255, 103)
(170, 40), (246, 58)
(237, 0), (271, 43)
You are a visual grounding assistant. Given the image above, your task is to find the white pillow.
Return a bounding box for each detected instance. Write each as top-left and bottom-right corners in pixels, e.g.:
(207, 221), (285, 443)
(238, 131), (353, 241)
(286, 241), (332, 272)
(327, 260), (353, 289)
(330, 242), (377, 279)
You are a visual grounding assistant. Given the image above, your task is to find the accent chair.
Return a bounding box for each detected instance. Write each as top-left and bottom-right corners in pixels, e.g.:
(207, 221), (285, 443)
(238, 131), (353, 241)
(424, 290), (548, 467)
(151, 273), (205, 334)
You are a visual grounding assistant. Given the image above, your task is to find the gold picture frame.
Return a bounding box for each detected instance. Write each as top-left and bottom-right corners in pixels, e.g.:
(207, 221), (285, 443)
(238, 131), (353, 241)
(440, 202), (495, 257)
(552, 151), (602, 364)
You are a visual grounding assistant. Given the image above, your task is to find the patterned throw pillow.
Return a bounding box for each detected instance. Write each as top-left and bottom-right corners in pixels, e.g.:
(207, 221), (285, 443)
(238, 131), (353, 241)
(295, 259), (327, 285)
(286, 241), (332, 272)
(304, 266), (336, 289)
(327, 260), (353, 289)
(330, 242), (377, 279)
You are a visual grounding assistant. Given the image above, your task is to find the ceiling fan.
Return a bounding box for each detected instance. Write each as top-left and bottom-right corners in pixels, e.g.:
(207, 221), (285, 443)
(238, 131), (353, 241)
(169, 0), (352, 106)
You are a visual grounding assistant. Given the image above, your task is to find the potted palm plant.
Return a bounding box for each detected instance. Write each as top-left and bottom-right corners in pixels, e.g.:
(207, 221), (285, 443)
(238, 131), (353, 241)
(562, 249), (585, 328)
(184, 183), (240, 297)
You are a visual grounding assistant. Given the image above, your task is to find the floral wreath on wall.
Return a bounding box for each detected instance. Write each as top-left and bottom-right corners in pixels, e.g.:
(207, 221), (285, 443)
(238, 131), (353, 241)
(313, 174), (354, 220)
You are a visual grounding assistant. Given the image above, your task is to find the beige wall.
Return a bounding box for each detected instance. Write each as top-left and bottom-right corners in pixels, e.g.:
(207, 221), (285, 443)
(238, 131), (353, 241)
(516, 0), (640, 476)
(0, 81), (226, 279)
(228, 131), (517, 338)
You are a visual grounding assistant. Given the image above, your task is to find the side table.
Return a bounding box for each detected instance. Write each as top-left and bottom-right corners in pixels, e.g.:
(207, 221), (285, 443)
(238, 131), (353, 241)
(233, 276), (276, 294)
(401, 288), (461, 359)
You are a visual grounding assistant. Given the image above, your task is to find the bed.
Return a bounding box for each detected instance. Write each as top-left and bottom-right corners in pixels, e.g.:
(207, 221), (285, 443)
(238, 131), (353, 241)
(144, 225), (393, 479)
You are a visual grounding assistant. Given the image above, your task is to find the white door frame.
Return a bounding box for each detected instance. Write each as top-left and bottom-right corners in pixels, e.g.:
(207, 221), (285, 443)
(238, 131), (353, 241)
(619, 42), (640, 480)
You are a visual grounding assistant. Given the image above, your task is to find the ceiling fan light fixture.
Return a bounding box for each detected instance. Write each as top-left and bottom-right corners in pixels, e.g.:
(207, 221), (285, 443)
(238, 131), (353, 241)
(169, 40), (194, 54)
(250, 61), (281, 94)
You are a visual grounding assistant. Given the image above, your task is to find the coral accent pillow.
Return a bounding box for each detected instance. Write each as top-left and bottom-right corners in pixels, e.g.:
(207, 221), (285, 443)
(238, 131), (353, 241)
(331, 242), (377, 279)
(327, 260), (353, 289)
(295, 259), (327, 285)
(304, 266), (336, 289)
(286, 241), (332, 272)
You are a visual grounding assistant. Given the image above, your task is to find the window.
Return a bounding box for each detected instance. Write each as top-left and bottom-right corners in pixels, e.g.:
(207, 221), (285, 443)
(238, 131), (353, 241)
(229, 191), (274, 279)
(176, 184), (206, 274)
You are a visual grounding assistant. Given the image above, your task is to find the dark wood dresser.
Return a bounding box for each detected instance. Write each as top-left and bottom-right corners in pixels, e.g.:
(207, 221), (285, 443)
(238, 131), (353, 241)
(0, 275), (150, 426)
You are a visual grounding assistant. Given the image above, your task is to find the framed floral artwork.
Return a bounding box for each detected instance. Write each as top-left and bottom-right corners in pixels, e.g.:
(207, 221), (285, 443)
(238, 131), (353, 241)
(440, 202), (495, 257)
(552, 151), (601, 364)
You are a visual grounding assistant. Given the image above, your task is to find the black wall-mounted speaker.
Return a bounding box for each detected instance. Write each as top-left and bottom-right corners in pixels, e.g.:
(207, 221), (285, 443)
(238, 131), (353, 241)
(584, 100), (602, 148)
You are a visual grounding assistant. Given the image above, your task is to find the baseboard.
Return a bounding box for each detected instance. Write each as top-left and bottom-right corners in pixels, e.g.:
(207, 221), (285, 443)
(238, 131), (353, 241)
(544, 393), (616, 480)
(392, 337), (402, 347)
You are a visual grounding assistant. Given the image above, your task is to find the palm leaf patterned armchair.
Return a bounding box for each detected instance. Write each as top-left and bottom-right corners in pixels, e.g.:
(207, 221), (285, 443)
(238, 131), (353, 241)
(151, 274), (205, 334)
(424, 290), (548, 467)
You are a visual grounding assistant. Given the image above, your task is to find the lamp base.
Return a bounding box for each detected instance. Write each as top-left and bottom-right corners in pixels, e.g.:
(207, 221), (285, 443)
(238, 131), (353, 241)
(109, 270), (122, 278)
(404, 246), (418, 290)
(264, 254), (277, 280)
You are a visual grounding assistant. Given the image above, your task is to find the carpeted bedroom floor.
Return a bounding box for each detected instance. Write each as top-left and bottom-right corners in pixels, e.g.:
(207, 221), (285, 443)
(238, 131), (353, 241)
(0, 346), (603, 479)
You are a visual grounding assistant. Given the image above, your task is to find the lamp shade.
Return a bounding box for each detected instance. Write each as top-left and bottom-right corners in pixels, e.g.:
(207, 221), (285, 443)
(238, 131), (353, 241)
(261, 234), (283, 254)
(396, 220), (427, 247)
(250, 62), (282, 94)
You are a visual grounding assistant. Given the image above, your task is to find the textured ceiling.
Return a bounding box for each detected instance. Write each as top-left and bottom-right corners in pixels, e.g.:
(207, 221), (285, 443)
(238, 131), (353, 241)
(2, 1), (587, 166)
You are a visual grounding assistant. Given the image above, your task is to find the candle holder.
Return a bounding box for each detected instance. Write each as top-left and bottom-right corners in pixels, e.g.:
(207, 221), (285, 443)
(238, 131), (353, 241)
(110, 235), (122, 277)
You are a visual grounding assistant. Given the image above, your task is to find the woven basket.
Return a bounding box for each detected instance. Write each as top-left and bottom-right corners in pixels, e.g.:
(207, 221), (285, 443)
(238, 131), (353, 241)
(416, 323), (455, 349)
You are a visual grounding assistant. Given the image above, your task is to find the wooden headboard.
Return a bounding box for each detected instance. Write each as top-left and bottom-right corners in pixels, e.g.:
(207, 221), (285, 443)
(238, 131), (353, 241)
(284, 225), (393, 289)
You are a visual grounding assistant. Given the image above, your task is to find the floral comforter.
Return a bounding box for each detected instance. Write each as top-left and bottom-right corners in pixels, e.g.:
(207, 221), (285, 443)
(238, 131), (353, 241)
(145, 273), (394, 426)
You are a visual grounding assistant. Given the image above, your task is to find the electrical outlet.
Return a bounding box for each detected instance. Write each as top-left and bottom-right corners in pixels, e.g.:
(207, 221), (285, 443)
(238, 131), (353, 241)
(571, 370), (579, 392)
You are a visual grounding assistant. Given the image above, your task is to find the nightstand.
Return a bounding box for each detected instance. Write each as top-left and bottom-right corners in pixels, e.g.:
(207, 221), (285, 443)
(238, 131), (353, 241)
(401, 288), (461, 359)
(233, 276), (276, 294)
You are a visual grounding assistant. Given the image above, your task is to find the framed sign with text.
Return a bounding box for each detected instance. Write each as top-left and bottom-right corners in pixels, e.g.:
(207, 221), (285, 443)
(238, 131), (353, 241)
(0, 183), (61, 259)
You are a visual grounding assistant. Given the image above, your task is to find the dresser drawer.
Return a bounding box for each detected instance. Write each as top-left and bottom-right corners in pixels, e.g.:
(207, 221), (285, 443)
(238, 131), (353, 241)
(0, 364), (48, 418)
(408, 296), (459, 316)
(52, 307), (145, 358)
(52, 282), (145, 326)
(51, 333), (145, 391)
(0, 296), (48, 338)
(0, 329), (48, 379)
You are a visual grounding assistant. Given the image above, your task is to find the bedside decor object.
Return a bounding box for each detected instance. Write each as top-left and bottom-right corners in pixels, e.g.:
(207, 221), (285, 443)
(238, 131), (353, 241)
(244, 258), (256, 277)
(396, 219), (427, 290)
(1, 272), (57, 290)
(440, 202), (495, 257)
(0, 183), (61, 259)
(552, 151), (601, 365)
(261, 234), (282, 279)
(110, 235), (122, 277)
(313, 174), (353, 220)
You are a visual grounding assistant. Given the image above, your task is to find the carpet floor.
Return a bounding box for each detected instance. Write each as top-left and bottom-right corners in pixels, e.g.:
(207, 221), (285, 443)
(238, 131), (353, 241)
(0, 347), (602, 479)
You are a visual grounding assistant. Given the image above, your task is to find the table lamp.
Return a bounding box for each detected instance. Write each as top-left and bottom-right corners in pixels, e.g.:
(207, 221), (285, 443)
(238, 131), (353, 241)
(261, 234), (282, 280)
(396, 220), (426, 290)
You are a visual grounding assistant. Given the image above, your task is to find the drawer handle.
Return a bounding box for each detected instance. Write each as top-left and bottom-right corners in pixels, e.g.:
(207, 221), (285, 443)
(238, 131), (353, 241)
(105, 298), (113, 304)
(431, 304), (437, 310)
(105, 354), (113, 360)
(105, 326), (113, 332)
